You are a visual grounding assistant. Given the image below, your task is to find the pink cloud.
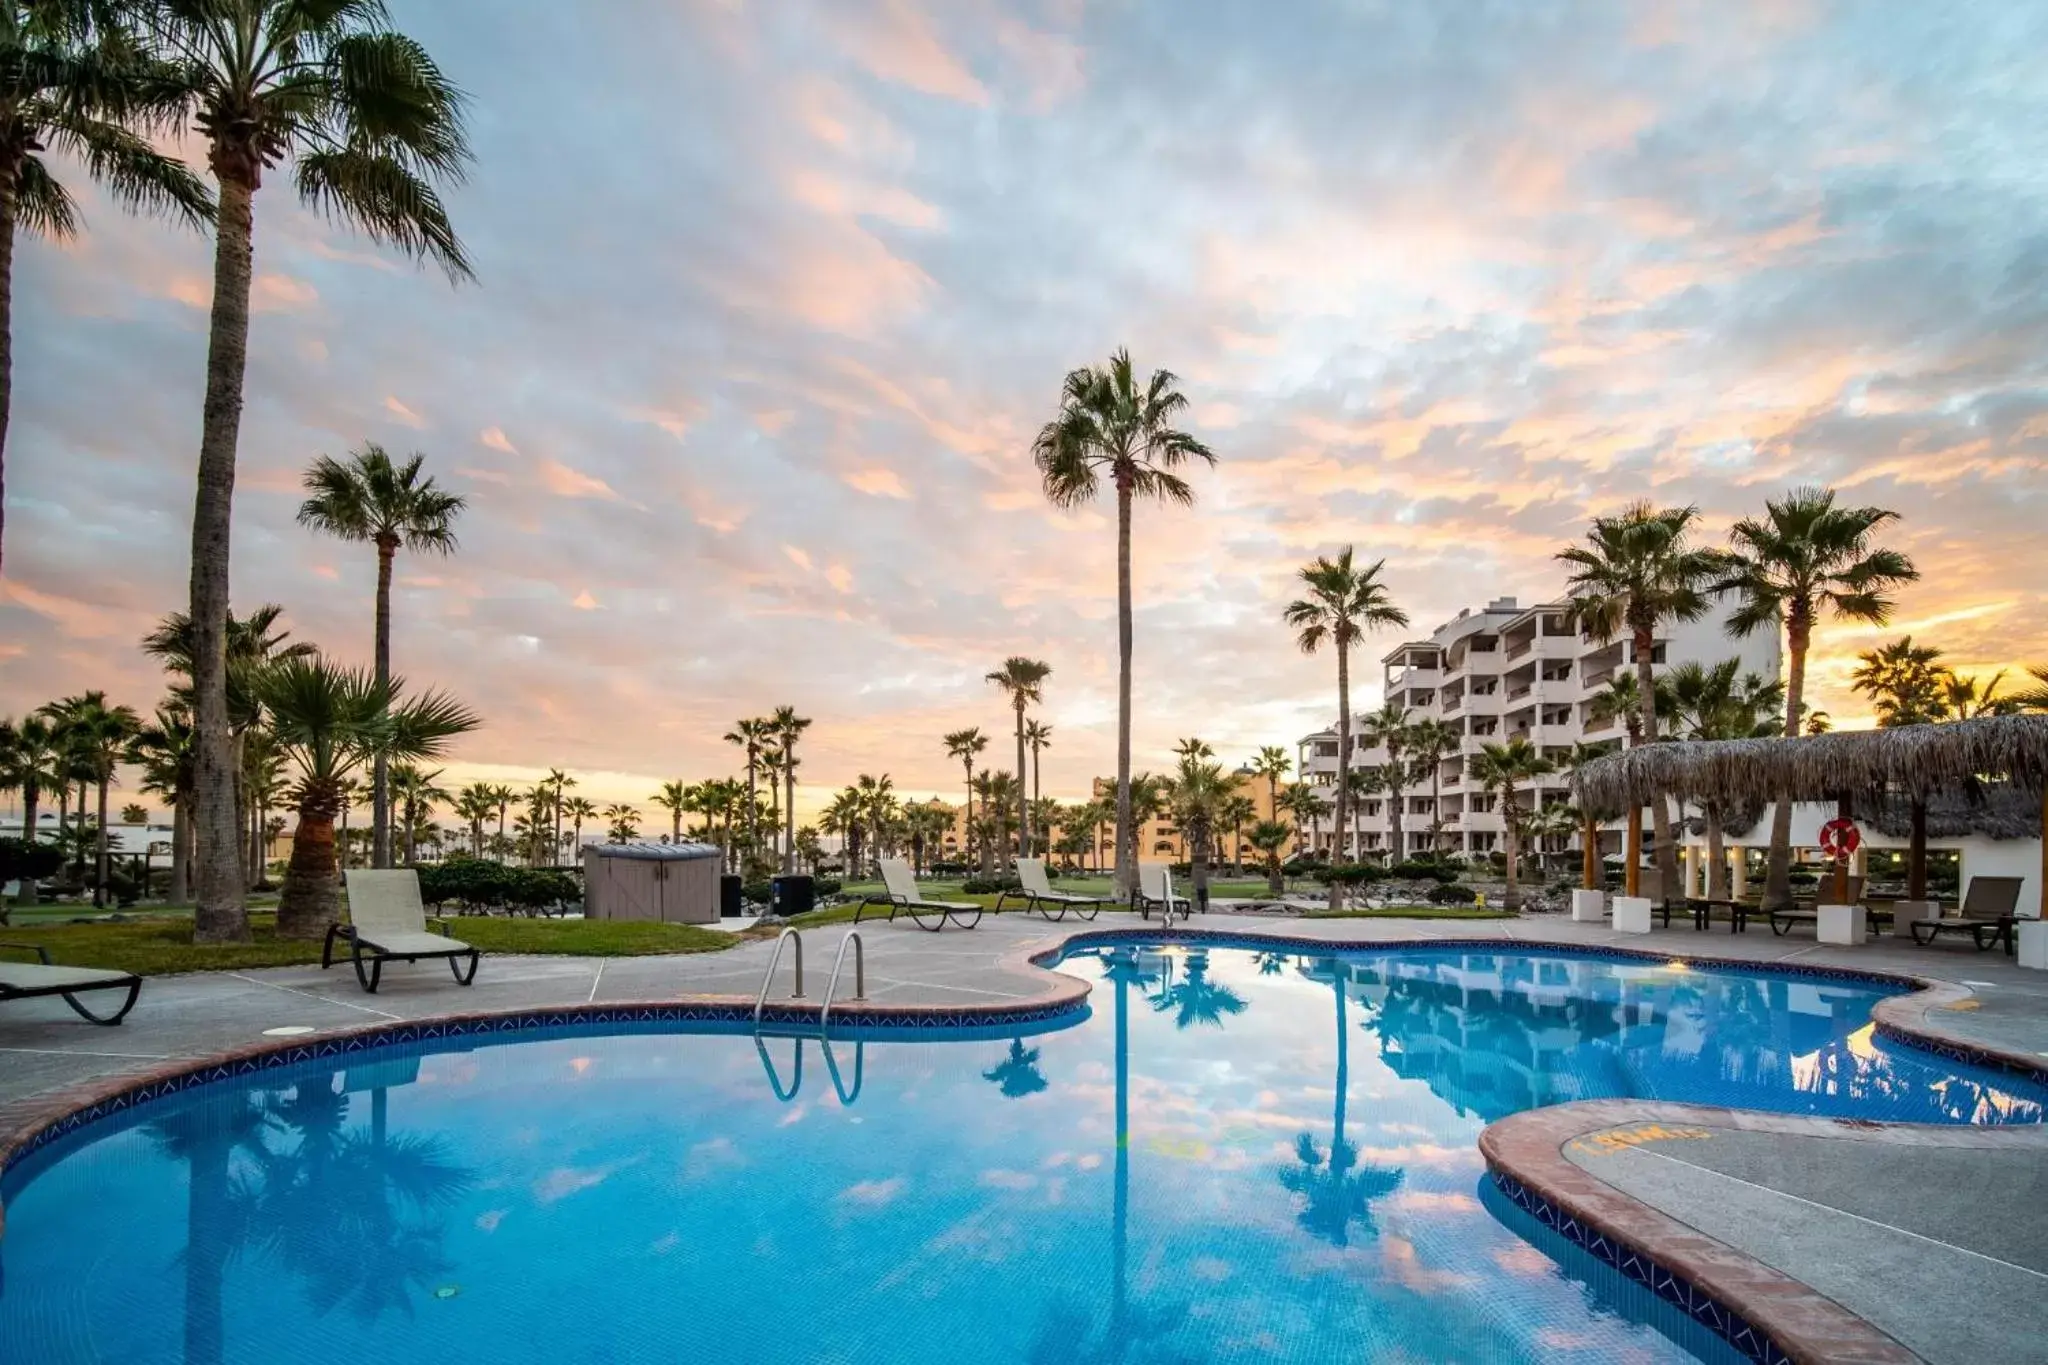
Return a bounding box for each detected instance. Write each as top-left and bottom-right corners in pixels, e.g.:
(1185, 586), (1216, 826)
(536, 458), (620, 501)
(837, 0), (987, 105)
(480, 426), (519, 454)
(385, 396), (427, 428)
(843, 467), (910, 498)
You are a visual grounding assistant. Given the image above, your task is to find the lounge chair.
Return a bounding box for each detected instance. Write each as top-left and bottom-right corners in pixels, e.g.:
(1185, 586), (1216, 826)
(854, 858), (983, 932)
(0, 945), (142, 1025)
(1132, 860), (1194, 922)
(994, 858), (1107, 922)
(325, 869), (482, 993)
(1909, 876), (2024, 953)
(1770, 876), (1865, 937)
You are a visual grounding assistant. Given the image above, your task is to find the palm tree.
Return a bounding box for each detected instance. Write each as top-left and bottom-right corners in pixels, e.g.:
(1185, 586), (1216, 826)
(1248, 819), (1291, 895)
(259, 658), (476, 938)
(1279, 782), (1328, 858)
(1716, 487), (1917, 909)
(296, 444), (465, 869)
(1162, 753), (1230, 905)
(1034, 350), (1216, 895)
(490, 783), (514, 861)
(987, 657), (1052, 866)
(982, 1039), (1049, 1098)
(155, 0), (473, 946)
(1664, 661), (1783, 899)
(1468, 738), (1555, 911)
(1023, 718), (1052, 809)
(1937, 670), (2018, 720)
(557, 795), (597, 859)
(1221, 792), (1256, 872)
(1360, 700), (1415, 866)
(1148, 948), (1246, 1029)
(0, 1), (212, 575)
(2012, 665), (2048, 713)
(1561, 740), (1618, 891)
(944, 727), (989, 872)
(131, 704), (196, 902)
(602, 803), (640, 844)
(1249, 745), (1291, 815)
(1283, 548), (1409, 901)
(650, 780), (690, 842)
(768, 705), (811, 874)
(724, 717), (772, 859)
(1281, 964), (1402, 1246)
(41, 692), (141, 906)
(385, 764), (448, 866)
(1850, 637), (1946, 726)
(0, 711), (60, 905)
(1559, 502), (1725, 903)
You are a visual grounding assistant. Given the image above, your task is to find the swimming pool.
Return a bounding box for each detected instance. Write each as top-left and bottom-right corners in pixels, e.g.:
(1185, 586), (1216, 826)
(2, 941), (2041, 1364)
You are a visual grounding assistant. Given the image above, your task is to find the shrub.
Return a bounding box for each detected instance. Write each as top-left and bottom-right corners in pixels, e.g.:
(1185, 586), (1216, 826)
(961, 875), (1021, 895)
(1389, 859), (1459, 883)
(1427, 883), (1476, 906)
(1324, 863), (1387, 886)
(0, 838), (65, 889)
(741, 880), (773, 906)
(812, 878), (843, 898)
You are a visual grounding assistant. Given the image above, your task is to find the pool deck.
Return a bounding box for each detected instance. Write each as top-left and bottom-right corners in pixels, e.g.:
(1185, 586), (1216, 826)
(3, 909), (2046, 1364)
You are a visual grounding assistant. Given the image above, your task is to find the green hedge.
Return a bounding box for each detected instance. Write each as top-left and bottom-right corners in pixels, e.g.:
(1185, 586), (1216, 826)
(416, 859), (580, 914)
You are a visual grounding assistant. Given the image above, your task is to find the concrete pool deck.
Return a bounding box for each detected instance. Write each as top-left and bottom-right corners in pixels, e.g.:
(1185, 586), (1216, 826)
(3, 909), (2045, 1363)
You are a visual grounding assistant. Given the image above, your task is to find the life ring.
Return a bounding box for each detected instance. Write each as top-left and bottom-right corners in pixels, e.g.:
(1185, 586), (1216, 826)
(1818, 818), (1861, 861)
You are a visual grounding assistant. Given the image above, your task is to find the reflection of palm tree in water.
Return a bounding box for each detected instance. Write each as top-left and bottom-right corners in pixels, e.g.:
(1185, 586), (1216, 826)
(984, 1039), (1050, 1097)
(1148, 950), (1247, 1030)
(1254, 950), (1291, 976)
(145, 1097), (274, 1365)
(1280, 962), (1401, 1246)
(256, 1071), (473, 1322)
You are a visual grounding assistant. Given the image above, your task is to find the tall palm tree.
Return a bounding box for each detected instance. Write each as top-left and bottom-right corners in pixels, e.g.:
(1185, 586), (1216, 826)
(987, 657), (1051, 866)
(385, 763), (447, 866)
(1562, 740), (1618, 892)
(724, 717), (772, 860)
(154, 0), (473, 944)
(1249, 745), (1291, 816)
(601, 803), (640, 844)
(1716, 487), (1916, 909)
(258, 658), (475, 938)
(1849, 637), (1947, 726)
(1404, 717), (1460, 855)
(1663, 661), (1783, 899)
(2013, 665), (2048, 712)
(1468, 738), (1555, 911)
(769, 705), (811, 874)
(1284, 548), (1408, 902)
(561, 796), (598, 858)
(651, 780), (690, 842)
(1248, 819), (1291, 895)
(1034, 349), (1216, 895)
(1360, 701), (1415, 867)
(131, 703), (196, 902)
(1279, 782), (1328, 858)
(943, 727), (987, 870)
(1559, 502), (1725, 903)
(1221, 792), (1256, 871)
(544, 768), (574, 865)
(0, 1), (212, 575)
(297, 444), (465, 869)
(1023, 718), (1052, 808)
(1280, 964), (1401, 1246)
(41, 691), (141, 906)
(0, 711), (60, 905)
(1162, 753), (1230, 904)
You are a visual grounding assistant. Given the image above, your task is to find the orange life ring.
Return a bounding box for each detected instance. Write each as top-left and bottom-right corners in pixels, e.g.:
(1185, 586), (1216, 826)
(1818, 818), (1861, 861)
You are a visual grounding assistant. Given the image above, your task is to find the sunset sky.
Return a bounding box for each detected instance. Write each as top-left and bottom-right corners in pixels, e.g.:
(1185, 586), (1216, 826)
(3, 0), (2044, 820)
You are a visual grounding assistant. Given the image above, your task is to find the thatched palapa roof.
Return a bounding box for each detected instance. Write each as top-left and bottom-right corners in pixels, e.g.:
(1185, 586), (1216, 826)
(1853, 784), (2044, 842)
(1572, 714), (2048, 816)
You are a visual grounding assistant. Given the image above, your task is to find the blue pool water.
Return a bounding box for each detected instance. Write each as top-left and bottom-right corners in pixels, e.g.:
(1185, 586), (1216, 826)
(3, 944), (2043, 1364)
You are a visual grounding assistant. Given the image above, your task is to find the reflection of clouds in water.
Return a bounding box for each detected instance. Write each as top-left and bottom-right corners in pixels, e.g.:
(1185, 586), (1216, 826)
(533, 1159), (637, 1204)
(837, 1176), (907, 1208)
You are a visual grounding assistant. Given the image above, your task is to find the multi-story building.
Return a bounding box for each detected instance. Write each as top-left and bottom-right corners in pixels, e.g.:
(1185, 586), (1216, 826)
(1297, 595), (1780, 862)
(1088, 770), (1302, 867)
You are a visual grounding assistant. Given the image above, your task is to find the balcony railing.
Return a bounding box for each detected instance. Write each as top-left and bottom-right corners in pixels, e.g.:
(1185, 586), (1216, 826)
(1507, 684), (1532, 701)
(1504, 639), (1534, 661)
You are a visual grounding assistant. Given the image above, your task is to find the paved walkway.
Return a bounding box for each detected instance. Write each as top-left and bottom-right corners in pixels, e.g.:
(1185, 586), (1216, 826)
(5, 909), (2046, 1363)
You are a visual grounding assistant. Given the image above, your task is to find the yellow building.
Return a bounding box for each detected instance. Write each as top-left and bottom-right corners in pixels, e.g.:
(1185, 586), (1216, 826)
(1087, 769), (1301, 867)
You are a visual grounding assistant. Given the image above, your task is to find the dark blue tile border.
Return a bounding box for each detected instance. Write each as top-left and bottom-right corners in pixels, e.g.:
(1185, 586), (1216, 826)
(1488, 1168), (1795, 1365)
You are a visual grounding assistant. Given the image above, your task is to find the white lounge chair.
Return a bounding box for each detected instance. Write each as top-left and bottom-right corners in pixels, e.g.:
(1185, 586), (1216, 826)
(1133, 860), (1194, 922)
(854, 858), (983, 932)
(0, 945), (141, 1025)
(995, 858), (1107, 922)
(325, 869), (482, 993)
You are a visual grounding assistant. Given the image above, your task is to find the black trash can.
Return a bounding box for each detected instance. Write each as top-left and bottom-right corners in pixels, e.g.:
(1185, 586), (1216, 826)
(770, 875), (816, 918)
(720, 874), (744, 919)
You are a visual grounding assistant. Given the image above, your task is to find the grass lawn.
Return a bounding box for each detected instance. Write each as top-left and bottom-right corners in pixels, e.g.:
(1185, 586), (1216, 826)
(0, 910), (737, 976)
(1300, 906), (1517, 920)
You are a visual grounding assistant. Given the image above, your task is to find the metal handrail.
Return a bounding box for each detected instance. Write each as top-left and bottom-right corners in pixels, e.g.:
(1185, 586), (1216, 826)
(819, 930), (866, 1030)
(752, 927), (805, 1025)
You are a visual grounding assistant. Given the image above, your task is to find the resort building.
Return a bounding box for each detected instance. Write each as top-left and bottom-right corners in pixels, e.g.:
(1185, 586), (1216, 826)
(1087, 770), (1301, 867)
(1297, 595), (1781, 862)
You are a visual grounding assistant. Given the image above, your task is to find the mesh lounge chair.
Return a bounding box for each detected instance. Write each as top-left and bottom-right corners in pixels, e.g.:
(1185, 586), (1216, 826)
(1132, 860), (1193, 922)
(1770, 875), (1865, 937)
(1909, 876), (2024, 953)
(0, 945), (141, 1025)
(325, 869), (482, 993)
(854, 858), (983, 932)
(994, 858), (1106, 922)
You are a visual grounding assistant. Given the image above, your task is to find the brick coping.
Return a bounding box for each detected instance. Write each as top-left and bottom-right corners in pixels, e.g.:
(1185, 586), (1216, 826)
(3, 923), (2040, 1364)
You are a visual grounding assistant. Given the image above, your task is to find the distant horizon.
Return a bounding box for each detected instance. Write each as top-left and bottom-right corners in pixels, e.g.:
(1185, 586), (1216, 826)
(4, 0), (2040, 823)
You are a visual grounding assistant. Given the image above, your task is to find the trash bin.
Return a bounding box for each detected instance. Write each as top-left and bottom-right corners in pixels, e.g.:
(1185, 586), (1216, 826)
(770, 875), (815, 918)
(720, 874), (744, 919)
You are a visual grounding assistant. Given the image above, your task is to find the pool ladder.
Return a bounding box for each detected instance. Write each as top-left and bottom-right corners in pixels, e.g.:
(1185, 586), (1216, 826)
(751, 928), (866, 1106)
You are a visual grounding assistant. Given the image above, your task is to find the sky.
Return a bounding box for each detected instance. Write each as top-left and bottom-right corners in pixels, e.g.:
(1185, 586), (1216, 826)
(3, 0), (2045, 822)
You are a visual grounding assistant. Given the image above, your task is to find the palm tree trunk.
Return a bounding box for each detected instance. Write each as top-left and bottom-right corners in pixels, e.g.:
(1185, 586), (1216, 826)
(1191, 819), (1210, 908)
(1633, 626), (1679, 904)
(1330, 641), (1350, 910)
(1113, 478), (1135, 897)
(371, 538), (396, 869)
(1705, 805), (1727, 900)
(1502, 785), (1519, 910)
(276, 801), (342, 940)
(0, 187), (14, 577)
(189, 170), (256, 944)
(169, 797), (191, 905)
(1907, 796), (1928, 900)
(745, 754), (758, 859)
(94, 773), (111, 907)
(1763, 615), (1809, 909)
(1014, 700), (1029, 867)
(16, 781), (37, 907)
(1580, 812), (1599, 891)
(783, 764), (796, 875)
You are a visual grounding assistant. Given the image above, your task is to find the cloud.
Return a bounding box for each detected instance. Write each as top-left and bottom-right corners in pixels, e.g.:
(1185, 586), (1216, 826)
(536, 458), (621, 501)
(844, 467), (910, 498)
(836, 1176), (906, 1207)
(481, 426), (519, 454)
(385, 395), (427, 427)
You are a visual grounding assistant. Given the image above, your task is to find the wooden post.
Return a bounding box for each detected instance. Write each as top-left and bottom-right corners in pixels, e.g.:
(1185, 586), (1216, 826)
(2040, 785), (2046, 921)
(1625, 806), (1642, 897)
(1832, 793), (1852, 904)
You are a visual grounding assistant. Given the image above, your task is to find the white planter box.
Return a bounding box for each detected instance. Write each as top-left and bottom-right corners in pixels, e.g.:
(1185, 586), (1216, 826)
(1816, 903), (1866, 946)
(1889, 900), (1937, 939)
(2018, 919), (2048, 972)
(1611, 896), (1653, 934)
(1571, 889), (1607, 923)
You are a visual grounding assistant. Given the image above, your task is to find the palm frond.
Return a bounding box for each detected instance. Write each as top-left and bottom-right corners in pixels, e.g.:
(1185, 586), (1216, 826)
(13, 156), (80, 238)
(294, 146), (472, 280)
